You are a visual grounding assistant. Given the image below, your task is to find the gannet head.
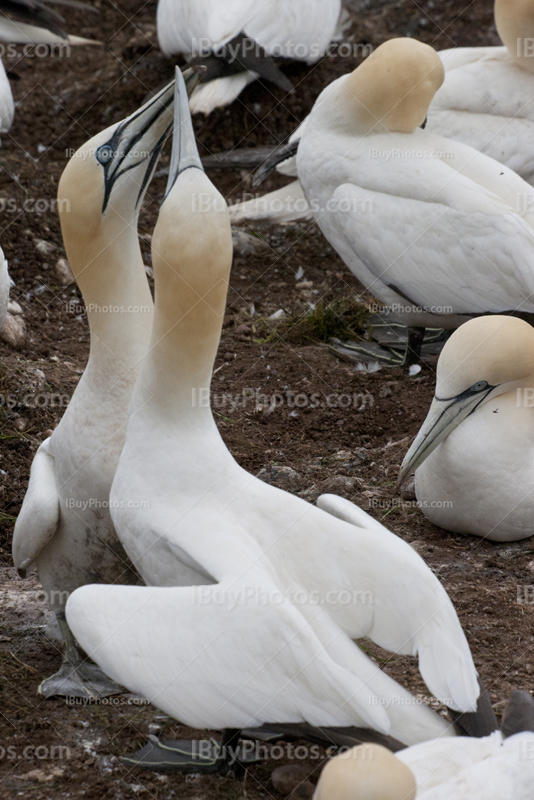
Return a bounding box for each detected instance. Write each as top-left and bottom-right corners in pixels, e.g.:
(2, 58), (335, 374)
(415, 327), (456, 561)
(314, 745), (416, 800)
(495, 0), (534, 73)
(151, 66), (232, 314)
(398, 315), (534, 482)
(57, 69), (202, 280)
(334, 38), (444, 134)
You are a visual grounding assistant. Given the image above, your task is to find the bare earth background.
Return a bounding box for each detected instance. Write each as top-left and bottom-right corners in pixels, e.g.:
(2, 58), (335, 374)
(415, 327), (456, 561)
(1, 0), (533, 797)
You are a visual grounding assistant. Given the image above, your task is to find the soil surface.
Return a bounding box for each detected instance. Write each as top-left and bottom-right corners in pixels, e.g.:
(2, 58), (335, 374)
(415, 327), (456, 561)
(0, 0), (531, 798)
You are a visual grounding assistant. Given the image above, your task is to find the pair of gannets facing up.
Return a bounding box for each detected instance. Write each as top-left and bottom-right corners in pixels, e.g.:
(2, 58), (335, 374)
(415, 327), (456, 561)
(399, 315), (534, 541)
(156, 0), (343, 115)
(314, 692), (534, 799)
(0, 0), (101, 133)
(12, 71), (201, 698)
(426, 0), (534, 185)
(65, 70), (497, 764)
(292, 37), (534, 360)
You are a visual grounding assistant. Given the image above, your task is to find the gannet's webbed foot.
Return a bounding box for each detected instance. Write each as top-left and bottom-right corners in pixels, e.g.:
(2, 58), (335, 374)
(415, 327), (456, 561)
(120, 730), (258, 774)
(39, 612), (124, 699)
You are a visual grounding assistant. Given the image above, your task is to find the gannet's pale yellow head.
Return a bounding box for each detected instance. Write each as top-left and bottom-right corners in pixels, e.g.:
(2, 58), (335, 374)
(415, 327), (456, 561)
(314, 745), (416, 800)
(495, 0), (534, 73)
(341, 38), (444, 133)
(399, 315), (534, 482)
(148, 67), (232, 397)
(57, 69), (202, 294)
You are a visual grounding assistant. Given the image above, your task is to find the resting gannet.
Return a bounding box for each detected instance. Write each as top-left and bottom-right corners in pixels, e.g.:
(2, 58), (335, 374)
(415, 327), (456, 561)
(65, 69), (495, 770)
(156, 0), (343, 115)
(294, 37), (534, 363)
(398, 315), (534, 541)
(314, 692), (534, 800)
(12, 71), (201, 698)
(425, 0), (534, 186)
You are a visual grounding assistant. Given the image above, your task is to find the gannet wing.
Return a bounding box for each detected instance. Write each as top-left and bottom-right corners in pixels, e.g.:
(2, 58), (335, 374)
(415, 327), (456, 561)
(66, 579), (400, 732)
(12, 437), (59, 577)
(328, 167), (534, 314)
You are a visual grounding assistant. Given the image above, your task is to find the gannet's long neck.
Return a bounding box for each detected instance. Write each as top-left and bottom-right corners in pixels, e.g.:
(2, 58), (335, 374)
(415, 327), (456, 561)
(495, 0), (534, 72)
(135, 168), (232, 429)
(59, 208), (153, 387)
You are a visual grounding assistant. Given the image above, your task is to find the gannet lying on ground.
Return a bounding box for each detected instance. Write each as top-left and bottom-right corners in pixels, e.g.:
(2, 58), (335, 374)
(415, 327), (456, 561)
(65, 69), (496, 772)
(12, 72), (201, 699)
(314, 691), (534, 800)
(425, 0), (534, 185)
(398, 315), (534, 541)
(293, 37), (534, 363)
(156, 0), (343, 115)
(0, 0), (101, 133)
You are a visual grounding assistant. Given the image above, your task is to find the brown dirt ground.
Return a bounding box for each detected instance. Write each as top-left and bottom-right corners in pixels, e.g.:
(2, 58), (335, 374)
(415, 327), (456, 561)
(1, 0), (532, 797)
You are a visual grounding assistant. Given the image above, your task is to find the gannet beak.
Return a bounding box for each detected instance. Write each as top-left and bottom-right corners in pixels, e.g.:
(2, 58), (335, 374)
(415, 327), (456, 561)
(166, 66), (205, 196)
(99, 67), (204, 213)
(397, 381), (497, 484)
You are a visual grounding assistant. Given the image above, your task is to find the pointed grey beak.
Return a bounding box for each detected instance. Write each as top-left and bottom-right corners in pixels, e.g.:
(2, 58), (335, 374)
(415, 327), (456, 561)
(397, 381), (497, 485)
(166, 66), (205, 196)
(97, 67), (204, 213)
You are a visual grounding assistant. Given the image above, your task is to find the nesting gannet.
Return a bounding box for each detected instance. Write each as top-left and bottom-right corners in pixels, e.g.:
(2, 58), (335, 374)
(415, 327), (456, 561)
(12, 72), (201, 699)
(424, 0), (534, 185)
(293, 37), (534, 363)
(313, 692), (534, 799)
(64, 69), (496, 770)
(0, 0), (101, 133)
(156, 0), (343, 115)
(398, 315), (534, 541)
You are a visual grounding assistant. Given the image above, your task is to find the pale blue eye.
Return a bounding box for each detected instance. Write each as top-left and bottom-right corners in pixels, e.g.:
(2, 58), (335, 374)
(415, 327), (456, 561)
(97, 144), (114, 164)
(471, 381), (488, 392)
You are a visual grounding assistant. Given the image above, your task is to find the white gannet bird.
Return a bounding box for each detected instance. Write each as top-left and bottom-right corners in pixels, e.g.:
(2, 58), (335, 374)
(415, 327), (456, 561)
(156, 0), (343, 116)
(313, 692), (534, 799)
(398, 315), (534, 541)
(12, 72), (201, 699)
(65, 69), (496, 772)
(0, 0), (101, 133)
(425, 0), (534, 185)
(293, 37), (534, 364)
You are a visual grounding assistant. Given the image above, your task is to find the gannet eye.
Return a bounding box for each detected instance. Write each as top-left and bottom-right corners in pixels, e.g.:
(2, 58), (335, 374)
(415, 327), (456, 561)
(471, 381), (489, 392)
(97, 144), (114, 164)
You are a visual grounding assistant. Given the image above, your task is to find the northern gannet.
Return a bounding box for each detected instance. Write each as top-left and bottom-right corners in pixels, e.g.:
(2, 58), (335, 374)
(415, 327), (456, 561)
(0, 0), (101, 133)
(293, 37), (534, 363)
(425, 0), (534, 185)
(12, 72), (201, 698)
(65, 69), (495, 771)
(398, 315), (534, 541)
(313, 692), (534, 800)
(156, 0), (343, 115)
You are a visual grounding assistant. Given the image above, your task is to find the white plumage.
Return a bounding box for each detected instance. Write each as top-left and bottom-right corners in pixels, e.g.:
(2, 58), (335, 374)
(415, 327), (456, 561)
(0, 246), (9, 325)
(296, 38), (534, 329)
(157, 0), (342, 114)
(66, 71), (484, 747)
(425, 0), (534, 185)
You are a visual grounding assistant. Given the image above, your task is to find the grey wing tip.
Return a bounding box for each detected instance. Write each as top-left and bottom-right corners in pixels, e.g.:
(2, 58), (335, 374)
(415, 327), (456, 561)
(501, 690), (534, 738)
(448, 677), (498, 738)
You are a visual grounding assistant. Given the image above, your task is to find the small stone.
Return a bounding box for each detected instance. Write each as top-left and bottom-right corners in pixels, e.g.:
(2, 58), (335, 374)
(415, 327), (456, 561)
(257, 466), (302, 486)
(13, 418), (28, 432)
(296, 281), (313, 289)
(272, 765), (312, 795)
(0, 304), (26, 347)
(55, 257), (74, 285)
(235, 324), (251, 335)
(34, 238), (56, 256)
(231, 228), (269, 256)
(223, 352), (234, 360)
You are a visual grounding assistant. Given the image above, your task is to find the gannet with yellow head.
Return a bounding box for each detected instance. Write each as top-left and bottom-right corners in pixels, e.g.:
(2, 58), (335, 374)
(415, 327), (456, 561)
(399, 316), (534, 541)
(313, 691), (534, 800)
(64, 69), (496, 772)
(12, 71), (201, 699)
(426, 0), (534, 184)
(296, 37), (534, 362)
